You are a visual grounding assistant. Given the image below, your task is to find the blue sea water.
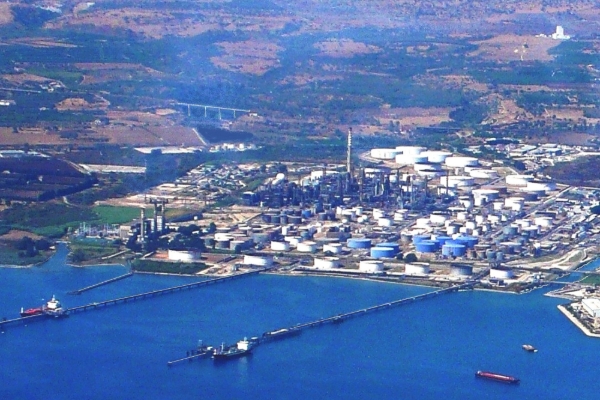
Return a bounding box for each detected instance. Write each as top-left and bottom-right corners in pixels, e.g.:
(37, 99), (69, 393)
(1, 244), (599, 400)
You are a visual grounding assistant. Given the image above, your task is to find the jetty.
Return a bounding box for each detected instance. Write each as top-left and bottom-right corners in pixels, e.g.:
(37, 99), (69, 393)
(0, 268), (267, 329)
(68, 271), (134, 295)
(167, 282), (472, 365)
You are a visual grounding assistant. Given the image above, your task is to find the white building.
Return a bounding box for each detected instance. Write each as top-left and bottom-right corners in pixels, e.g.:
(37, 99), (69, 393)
(582, 298), (600, 318)
(551, 26), (571, 40)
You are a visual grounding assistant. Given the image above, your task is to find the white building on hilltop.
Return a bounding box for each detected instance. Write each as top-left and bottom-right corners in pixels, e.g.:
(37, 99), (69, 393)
(551, 26), (571, 40)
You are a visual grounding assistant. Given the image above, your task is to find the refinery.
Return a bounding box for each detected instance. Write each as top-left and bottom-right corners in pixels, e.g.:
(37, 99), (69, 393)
(83, 129), (600, 298)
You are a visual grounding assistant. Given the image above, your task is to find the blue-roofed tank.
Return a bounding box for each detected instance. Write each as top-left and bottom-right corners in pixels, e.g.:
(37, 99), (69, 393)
(301, 209), (312, 219)
(435, 236), (453, 246)
(415, 240), (438, 253)
(376, 242), (400, 253)
(454, 236), (478, 249)
(347, 238), (372, 249)
(486, 249), (497, 261)
(496, 251), (505, 261)
(412, 234), (431, 245)
(370, 247), (396, 258)
(442, 243), (467, 257)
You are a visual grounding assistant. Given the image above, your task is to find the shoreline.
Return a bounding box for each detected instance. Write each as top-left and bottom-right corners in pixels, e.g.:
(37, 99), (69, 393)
(557, 304), (600, 338)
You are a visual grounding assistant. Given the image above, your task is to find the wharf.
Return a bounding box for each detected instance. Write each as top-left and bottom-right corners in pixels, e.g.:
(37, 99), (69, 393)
(68, 271), (134, 295)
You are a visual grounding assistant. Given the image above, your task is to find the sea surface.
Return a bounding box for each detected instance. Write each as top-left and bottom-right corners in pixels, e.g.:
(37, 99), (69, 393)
(1, 244), (599, 400)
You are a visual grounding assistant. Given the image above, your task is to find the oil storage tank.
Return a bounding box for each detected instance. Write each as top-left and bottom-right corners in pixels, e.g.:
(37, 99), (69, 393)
(450, 264), (473, 276)
(347, 238), (372, 249)
(405, 263), (430, 275)
(243, 255), (274, 267)
(370, 247), (396, 259)
(376, 242), (400, 253)
(313, 257), (341, 269)
(442, 243), (467, 257)
(359, 260), (385, 273)
(415, 240), (438, 253)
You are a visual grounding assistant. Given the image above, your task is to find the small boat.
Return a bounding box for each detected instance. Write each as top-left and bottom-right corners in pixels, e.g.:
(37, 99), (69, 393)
(475, 370), (520, 384)
(522, 344), (537, 353)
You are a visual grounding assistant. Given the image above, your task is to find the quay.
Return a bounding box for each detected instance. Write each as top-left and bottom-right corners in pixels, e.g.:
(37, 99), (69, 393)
(68, 271), (134, 295)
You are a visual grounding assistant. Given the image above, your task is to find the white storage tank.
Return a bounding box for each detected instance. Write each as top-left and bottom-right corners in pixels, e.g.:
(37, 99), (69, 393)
(505, 174), (534, 186)
(313, 257), (341, 269)
(370, 148), (399, 160)
(243, 255), (274, 267)
(445, 156), (479, 168)
(490, 267), (515, 280)
(270, 241), (291, 252)
(395, 153), (428, 165)
(404, 263), (430, 275)
(430, 214), (448, 225)
(469, 169), (499, 179)
(472, 189), (500, 201)
(167, 249), (202, 262)
(526, 181), (557, 192)
(421, 151), (452, 163)
(359, 260), (385, 273)
(285, 236), (303, 248)
(534, 217), (553, 228)
(414, 163), (443, 172)
(323, 243), (343, 254)
(395, 146), (426, 155)
(378, 218), (393, 227)
(297, 241), (318, 253)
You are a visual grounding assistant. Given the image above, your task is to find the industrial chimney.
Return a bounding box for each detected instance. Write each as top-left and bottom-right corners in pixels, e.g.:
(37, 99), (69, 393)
(346, 127), (353, 175)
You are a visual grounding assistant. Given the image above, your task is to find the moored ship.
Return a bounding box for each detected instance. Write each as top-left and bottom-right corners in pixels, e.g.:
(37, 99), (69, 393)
(212, 338), (255, 360)
(522, 344), (537, 353)
(262, 328), (301, 341)
(475, 371), (520, 384)
(20, 295), (67, 318)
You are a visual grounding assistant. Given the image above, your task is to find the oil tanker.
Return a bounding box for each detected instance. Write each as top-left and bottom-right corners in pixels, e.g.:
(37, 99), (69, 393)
(475, 371), (520, 384)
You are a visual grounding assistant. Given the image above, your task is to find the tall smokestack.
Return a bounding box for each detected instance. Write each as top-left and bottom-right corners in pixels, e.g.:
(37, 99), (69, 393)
(140, 207), (146, 242)
(346, 127), (353, 176)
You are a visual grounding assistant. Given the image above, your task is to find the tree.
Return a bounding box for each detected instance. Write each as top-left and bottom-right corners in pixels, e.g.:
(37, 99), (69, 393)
(207, 222), (217, 233)
(71, 249), (87, 263)
(404, 253), (418, 263)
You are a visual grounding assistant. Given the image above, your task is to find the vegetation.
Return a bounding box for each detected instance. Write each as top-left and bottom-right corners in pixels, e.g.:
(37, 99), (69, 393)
(131, 259), (208, 274)
(93, 205), (153, 225)
(69, 240), (121, 263)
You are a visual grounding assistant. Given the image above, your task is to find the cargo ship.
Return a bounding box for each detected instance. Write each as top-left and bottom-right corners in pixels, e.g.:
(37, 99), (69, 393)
(475, 371), (520, 384)
(212, 338), (255, 360)
(522, 344), (537, 353)
(262, 328), (301, 341)
(20, 295), (66, 318)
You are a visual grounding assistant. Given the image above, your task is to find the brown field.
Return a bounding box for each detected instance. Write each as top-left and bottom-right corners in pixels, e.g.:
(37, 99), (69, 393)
(469, 35), (561, 62)
(0, 3), (13, 26)
(314, 39), (381, 58)
(0, 230), (44, 242)
(96, 115), (203, 146)
(0, 37), (78, 48)
(377, 107), (453, 127)
(211, 40), (283, 75)
(1, 73), (53, 84)
(55, 97), (110, 111)
(0, 127), (65, 145)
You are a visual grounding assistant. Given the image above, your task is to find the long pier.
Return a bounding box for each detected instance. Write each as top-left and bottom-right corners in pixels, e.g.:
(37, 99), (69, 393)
(67, 269), (267, 314)
(0, 269), (266, 328)
(68, 271), (134, 295)
(167, 282), (472, 365)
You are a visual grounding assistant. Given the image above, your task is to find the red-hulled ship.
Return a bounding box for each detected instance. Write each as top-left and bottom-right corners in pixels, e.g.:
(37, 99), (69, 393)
(475, 371), (520, 384)
(20, 307), (44, 317)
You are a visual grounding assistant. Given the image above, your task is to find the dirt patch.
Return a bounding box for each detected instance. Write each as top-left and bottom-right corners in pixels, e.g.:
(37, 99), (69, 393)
(0, 3), (13, 26)
(211, 40), (283, 75)
(0, 230), (44, 242)
(0, 127), (65, 146)
(377, 107), (453, 127)
(0, 37), (78, 48)
(1, 73), (53, 84)
(314, 39), (381, 58)
(55, 96), (110, 111)
(469, 34), (561, 62)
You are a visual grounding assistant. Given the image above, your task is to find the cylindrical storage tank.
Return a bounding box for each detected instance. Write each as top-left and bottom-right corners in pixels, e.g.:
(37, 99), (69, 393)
(422, 150), (452, 163)
(414, 162), (442, 172)
(455, 236), (478, 249)
(300, 231), (313, 240)
(289, 216), (302, 224)
(487, 215), (500, 225)
(440, 175), (475, 188)
(370, 148), (400, 160)
(526, 180), (556, 192)
(436, 236), (453, 246)
(496, 251), (505, 261)
(446, 225), (460, 235)
(270, 241), (290, 252)
(456, 212), (468, 221)
(216, 239), (232, 249)
(313, 257), (341, 269)
(395, 153), (428, 165)
(430, 214), (448, 225)
(370, 247), (396, 258)
(271, 215), (281, 224)
(323, 243), (343, 254)
(490, 267), (515, 280)
(347, 238), (372, 249)
(442, 243), (467, 257)
(503, 225), (519, 236)
(450, 264), (473, 276)
(286, 236), (303, 247)
(376, 242), (400, 253)
(243, 255), (273, 267)
(493, 201), (504, 211)
(523, 226), (539, 238)
(297, 241), (317, 253)
(465, 221), (477, 231)
(359, 260), (385, 273)
(534, 217), (553, 228)
(415, 240), (438, 253)
(505, 174), (534, 186)
(412, 234), (431, 244)
(395, 146), (426, 155)
(405, 263), (430, 275)
(301, 209), (312, 219)
(445, 156), (479, 168)
(472, 189), (500, 201)
(378, 218), (393, 227)
(167, 249), (202, 261)
(469, 169), (499, 179)
(416, 218), (431, 228)
(279, 214), (288, 225)
(372, 209), (385, 219)
(230, 240), (246, 251)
